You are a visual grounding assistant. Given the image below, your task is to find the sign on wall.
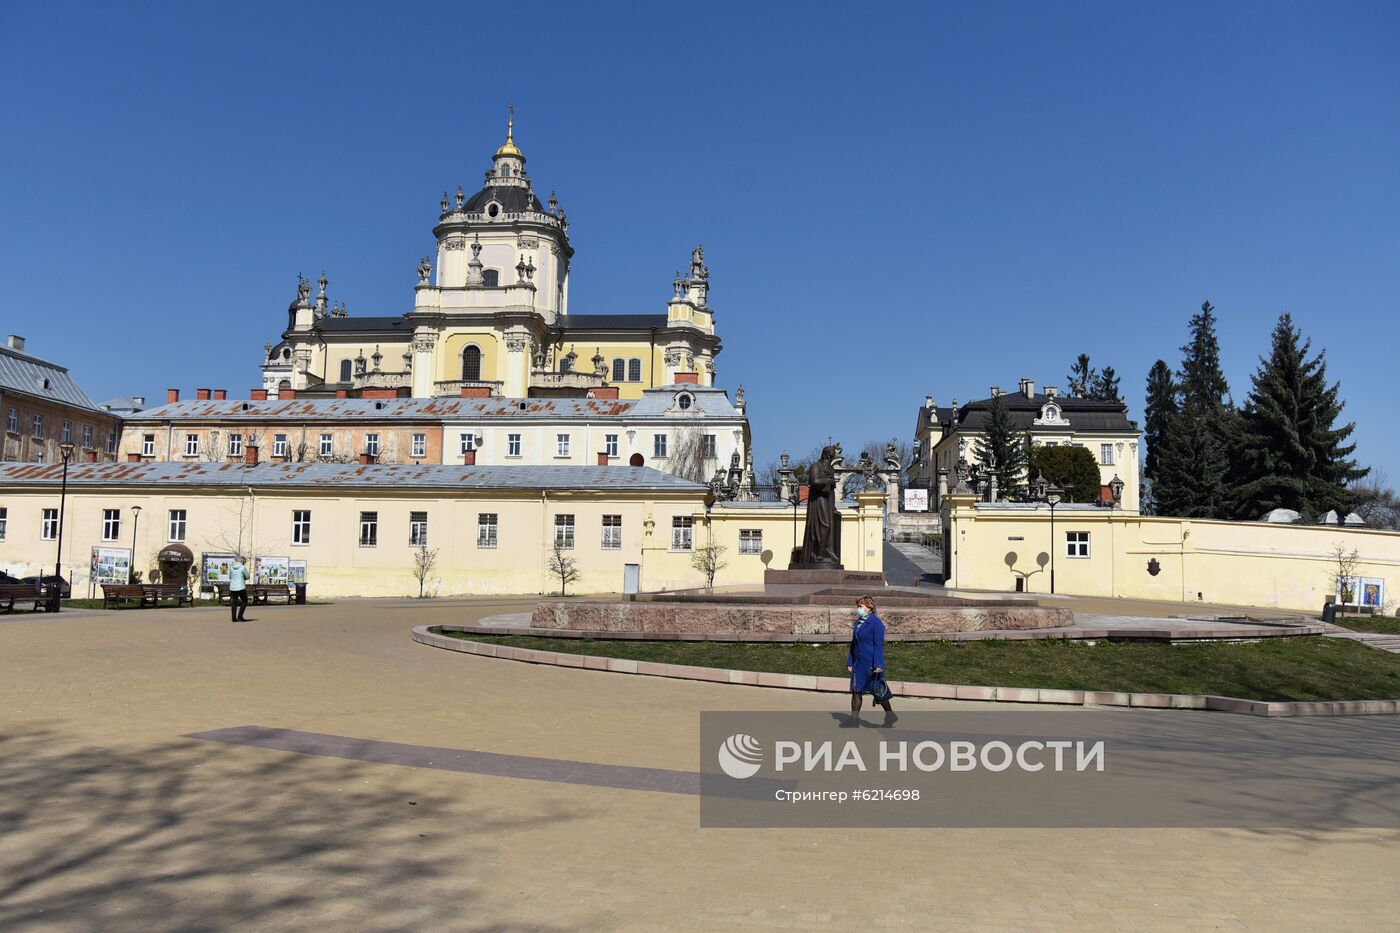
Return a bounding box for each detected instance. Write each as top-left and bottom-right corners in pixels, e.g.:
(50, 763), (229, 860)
(1336, 576), (1385, 609)
(903, 489), (930, 512)
(90, 547), (132, 585)
(288, 560), (308, 585)
(255, 556), (291, 585)
(203, 553), (236, 586)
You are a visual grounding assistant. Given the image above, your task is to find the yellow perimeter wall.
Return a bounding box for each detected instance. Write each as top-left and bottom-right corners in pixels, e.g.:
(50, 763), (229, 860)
(946, 498), (1400, 612)
(0, 488), (882, 598)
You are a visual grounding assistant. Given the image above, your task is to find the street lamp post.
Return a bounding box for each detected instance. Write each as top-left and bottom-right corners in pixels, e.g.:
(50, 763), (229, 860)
(129, 505), (142, 584)
(52, 442), (76, 612)
(1046, 485), (1062, 594)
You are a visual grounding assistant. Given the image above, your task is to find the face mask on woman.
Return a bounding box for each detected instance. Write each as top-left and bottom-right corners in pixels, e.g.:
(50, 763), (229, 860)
(856, 607), (869, 619)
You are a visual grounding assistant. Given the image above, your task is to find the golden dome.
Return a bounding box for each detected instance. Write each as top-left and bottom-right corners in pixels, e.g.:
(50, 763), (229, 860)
(494, 111), (523, 160)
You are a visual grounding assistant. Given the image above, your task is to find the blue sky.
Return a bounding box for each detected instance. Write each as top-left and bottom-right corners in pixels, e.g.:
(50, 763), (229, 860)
(2, 2), (1397, 476)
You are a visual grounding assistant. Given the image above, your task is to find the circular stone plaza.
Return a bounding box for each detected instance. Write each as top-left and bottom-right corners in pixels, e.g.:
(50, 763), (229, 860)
(3, 579), (1399, 931)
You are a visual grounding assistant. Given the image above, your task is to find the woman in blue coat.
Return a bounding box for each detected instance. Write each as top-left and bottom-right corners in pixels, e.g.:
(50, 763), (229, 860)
(847, 595), (893, 715)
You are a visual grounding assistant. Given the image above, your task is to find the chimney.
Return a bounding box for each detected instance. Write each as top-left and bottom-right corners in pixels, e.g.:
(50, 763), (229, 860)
(6, 335), (24, 352)
(85, 449), (97, 463)
(335, 389), (349, 399)
(460, 386), (491, 398)
(1020, 378), (1035, 398)
(251, 389), (268, 401)
(213, 389), (226, 400)
(674, 372), (699, 385)
(1045, 386), (1059, 398)
(132, 396), (144, 409)
(244, 442), (259, 466)
(359, 451), (376, 465)
(990, 386), (1001, 398)
(597, 452), (609, 465)
(127, 452), (141, 462)
(196, 388), (211, 400)
(167, 388), (180, 404)
(463, 449), (476, 465)
(279, 388), (296, 400)
(587, 386), (619, 399)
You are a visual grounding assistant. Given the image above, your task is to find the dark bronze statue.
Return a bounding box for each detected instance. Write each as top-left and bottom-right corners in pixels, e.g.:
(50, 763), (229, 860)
(797, 445), (842, 568)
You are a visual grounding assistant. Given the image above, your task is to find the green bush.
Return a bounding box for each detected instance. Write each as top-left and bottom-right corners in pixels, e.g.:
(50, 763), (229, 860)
(1029, 445), (1102, 504)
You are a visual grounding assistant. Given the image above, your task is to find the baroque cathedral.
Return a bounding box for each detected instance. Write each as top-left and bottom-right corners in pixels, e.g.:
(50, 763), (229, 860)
(262, 117), (723, 402)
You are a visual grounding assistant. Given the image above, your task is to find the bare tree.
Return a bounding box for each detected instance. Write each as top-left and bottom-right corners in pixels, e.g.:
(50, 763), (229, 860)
(1328, 543), (1361, 618)
(548, 541), (580, 596)
(691, 542), (728, 588)
(412, 545), (439, 598)
(1352, 469), (1400, 530)
(668, 427), (716, 483)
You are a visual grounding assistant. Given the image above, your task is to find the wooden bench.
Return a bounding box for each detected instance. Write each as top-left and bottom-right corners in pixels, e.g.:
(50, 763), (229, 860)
(214, 583), (294, 605)
(0, 583), (46, 613)
(141, 584), (193, 608)
(101, 584), (148, 610)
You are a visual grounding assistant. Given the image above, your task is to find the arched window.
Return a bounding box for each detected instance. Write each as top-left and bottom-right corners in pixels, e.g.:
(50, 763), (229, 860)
(501, 164), (512, 177)
(462, 345), (482, 382)
(482, 269), (499, 287)
(612, 358), (626, 382)
(339, 359), (352, 383)
(628, 358), (642, 382)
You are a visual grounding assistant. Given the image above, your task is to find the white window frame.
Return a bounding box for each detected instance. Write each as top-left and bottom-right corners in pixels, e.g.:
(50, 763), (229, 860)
(61, 420), (72, 443)
(141, 434), (155, 457)
(1099, 443), (1114, 466)
(739, 529), (763, 555)
(604, 434), (619, 458)
(1066, 531), (1090, 558)
(0, 506), (7, 540)
(554, 514), (575, 550)
(556, 433), (570, 458)
(365, 433), (381, 457)
(477, 512), (498, 549)
(671, 515), (693, 552)
(359, 511), (378, 547)
(319, 433), (333, 457)
(273, 434), (289, 458)
(459, 432), (477, 455)
(185, 433), (199, 457)
(5, 407), (16, 433)
(82, 425), (93, 449)
(41, 508), (58, 540)
(168, 509), (187, 542)
(703, 434), (717, 459)
(105, 431), (116, 454)
(507, 433), (522, 458)
(412, 433), (426, 458)
(601, 514), (622, 550)
(292, 510), (312, 546)
(653, 433), (668, 459)
(229, 433), (244, 457)
(31, 414), (44, 439)
(102, 508), (121, 542)
(410, 511), (429, 547)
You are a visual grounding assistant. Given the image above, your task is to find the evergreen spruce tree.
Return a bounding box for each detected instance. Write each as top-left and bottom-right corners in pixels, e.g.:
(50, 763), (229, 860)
(1067, 354), (1096, 399)
(1142, 355), (1176, 509)
(974, 393), (1029, 498)
(1231, 313), (1367, 518)
(1152, 301), (1235, 518)
(1092, 366), (1122, 403)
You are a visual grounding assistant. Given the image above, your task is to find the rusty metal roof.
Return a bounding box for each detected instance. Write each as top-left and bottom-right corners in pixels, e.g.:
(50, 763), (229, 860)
(0, 461), (704, 492)
(126, 396), (641, 422)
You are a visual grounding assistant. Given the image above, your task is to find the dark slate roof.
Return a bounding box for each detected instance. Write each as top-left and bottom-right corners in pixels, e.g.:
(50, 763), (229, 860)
(0, 461), (705, 492)
(464, 185), (546, 214)
(0, 346), (102, 412)
(944, 391), (1136, 433)
(316, 316), (413, 333)
(560, 314), (669, 330)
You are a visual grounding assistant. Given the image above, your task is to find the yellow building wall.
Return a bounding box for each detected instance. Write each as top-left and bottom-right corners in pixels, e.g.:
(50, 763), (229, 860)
(0, 487), (883, 598)
(945, 501), (1400, 613)
(437, 332), (502, 383)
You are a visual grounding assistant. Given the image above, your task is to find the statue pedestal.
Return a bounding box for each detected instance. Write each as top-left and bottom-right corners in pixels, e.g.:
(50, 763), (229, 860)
(765, 568), (885, 586)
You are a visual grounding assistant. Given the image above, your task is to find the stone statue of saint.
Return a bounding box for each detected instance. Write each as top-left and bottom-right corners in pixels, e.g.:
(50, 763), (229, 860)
(798, 445), (841, 568)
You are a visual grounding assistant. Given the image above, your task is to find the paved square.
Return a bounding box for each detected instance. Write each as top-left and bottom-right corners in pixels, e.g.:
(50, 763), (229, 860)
(2, 598), (1398, 930)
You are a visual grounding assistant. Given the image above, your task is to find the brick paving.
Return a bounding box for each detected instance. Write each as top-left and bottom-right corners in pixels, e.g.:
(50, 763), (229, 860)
(0, 596), (1397, 930)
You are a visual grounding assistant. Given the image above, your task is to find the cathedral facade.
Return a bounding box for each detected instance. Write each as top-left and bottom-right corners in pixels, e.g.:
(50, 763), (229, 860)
(262, 119), (722, 403)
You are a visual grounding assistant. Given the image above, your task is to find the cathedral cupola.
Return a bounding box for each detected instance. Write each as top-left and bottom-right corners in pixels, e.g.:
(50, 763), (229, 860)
(491, 107), (526, 182)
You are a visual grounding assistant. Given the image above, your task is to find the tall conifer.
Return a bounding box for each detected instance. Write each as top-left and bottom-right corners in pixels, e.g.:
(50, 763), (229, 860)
(1067, 354), (1096, 399)
(974, 393), (1029, 498)
(1231, 313), (1367, 518)
(1142, 360), (1177, 511)
(1152, 301), (1235, 518)
(1092, 366), (1122, 403)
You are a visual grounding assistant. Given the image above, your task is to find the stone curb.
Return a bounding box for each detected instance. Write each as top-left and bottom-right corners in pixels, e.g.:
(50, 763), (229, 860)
(411, 625), (1400, 718)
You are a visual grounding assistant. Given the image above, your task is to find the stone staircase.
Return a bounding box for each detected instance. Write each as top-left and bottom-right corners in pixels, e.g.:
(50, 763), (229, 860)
(1324, 625), (1400, 653)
